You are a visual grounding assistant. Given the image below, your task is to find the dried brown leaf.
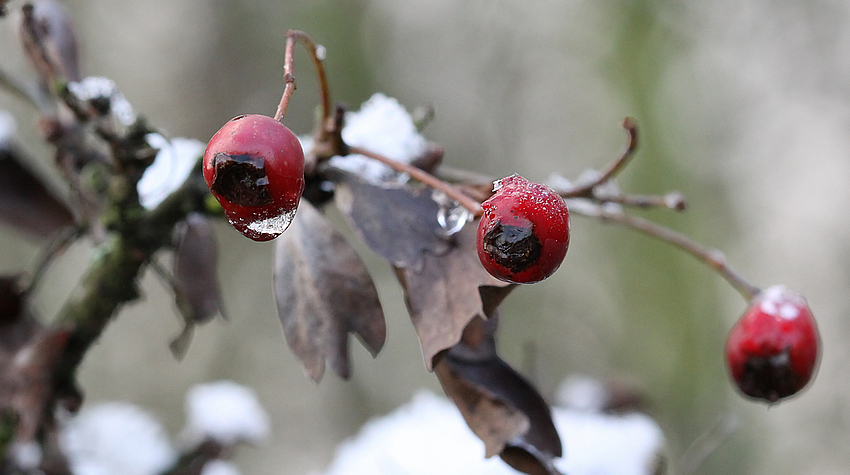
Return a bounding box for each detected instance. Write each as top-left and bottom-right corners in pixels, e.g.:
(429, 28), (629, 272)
(170, 213), (226, 358)
(436, 315), (562, 475)
(395, 221), (513, 370)
(274, 200), (386, 381)
(0, 147), (74, 238)
(0, 275), (70, 442)
(19, 1), (81, 84)
(332, 170), (451, 272)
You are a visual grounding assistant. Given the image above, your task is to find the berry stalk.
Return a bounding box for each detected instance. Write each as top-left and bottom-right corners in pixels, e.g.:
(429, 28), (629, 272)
(593, 207), (760, 301)
(561, 117), (639, 199)
(274, 29), (332, 124)
(348, 145), (483, 218)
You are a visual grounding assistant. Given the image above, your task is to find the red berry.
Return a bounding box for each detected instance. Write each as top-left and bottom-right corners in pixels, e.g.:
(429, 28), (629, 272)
(725, 285), (821, 403)
(476, 174), (570, 284)
(203, 114), (305, 241)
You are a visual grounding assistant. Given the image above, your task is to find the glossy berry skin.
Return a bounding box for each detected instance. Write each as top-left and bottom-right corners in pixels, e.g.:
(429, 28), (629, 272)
(203, 114), (305, 241)
(725, 285), (820, 403)
(476, 174), (570, 284)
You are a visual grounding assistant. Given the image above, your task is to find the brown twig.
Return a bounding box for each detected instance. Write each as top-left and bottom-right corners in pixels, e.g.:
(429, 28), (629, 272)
(561, 117), (638, 198)
(583, 206), (760, 301)
(348, 145), (484, 218)
(274, 30), (331, 124)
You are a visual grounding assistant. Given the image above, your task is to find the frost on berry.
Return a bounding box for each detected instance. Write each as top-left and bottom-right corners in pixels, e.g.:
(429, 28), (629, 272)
(477, 174), (570, 284)
(725, 285), (821, 403)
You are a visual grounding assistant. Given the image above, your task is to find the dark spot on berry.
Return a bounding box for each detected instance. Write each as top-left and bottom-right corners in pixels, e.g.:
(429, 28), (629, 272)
(210, 153), (273, 207)
(230, 114), (248, 121)
(738, 348), (801, 402)
(482, 220), (542, 274)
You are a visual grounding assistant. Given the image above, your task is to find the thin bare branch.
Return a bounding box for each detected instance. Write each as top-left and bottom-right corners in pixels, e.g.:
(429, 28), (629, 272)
(348, 145), (483, 218)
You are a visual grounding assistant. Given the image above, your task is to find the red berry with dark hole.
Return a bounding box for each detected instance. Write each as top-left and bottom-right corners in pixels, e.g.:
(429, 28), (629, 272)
(203, 114), (305, 241)
(476, 174), (570, 284)
(725, 285), (821, 403)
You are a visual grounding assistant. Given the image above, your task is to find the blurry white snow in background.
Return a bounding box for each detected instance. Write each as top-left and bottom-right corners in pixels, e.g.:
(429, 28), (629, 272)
(59, 402), (176, 475)
(201, 459), (243, 475)
(58, 380), (268, 475)
(67, 77), (136, 126)
(180, 379), (271, 446)
(320, 389), (664, 475)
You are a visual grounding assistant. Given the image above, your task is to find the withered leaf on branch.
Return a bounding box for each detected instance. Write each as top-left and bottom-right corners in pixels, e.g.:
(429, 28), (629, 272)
(0, 146), (74, 238)
(274, 200), (386, 382)
(395, 221), (513, 370)
(436, 315), (562, 475)
(170, 213), (226, 359)
(19, 1), (81, 84)
(332, 169), (451, 272)
(0, 275), (71, 443)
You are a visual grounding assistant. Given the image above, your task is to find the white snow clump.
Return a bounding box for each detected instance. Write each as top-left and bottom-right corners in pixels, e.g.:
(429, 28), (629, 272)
(315, 93), (427, 183)
(59, 402), (176, 475)
(201, 459), (242, 475)
(137, 133), (205, 209)
(68, 77), (136, 126)
(181, 380), (271, 446)
(321, 389), (664, 475)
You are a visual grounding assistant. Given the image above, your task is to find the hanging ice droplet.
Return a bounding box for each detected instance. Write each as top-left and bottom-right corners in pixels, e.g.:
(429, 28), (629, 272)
(225, 208), (297, 242)
(433, 190), (472, 236)
(315, 45), (327, 60)
(245, 209), (296, 238)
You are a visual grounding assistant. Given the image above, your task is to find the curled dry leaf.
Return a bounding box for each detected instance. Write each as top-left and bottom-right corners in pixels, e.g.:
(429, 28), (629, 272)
(395, 220), (513, 370)
(436, 315), (562, 475)
(0, 146), (75, 238)
(19, 1), (81, 84)
(0, 275), (71, 443)
(274, 200), (386, 381)
(332, 169), (451, 272)
(170, 213), (226, 358)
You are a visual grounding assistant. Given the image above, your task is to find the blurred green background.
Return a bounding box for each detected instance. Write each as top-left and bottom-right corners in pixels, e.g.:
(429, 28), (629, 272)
(2, 1), (850, 474)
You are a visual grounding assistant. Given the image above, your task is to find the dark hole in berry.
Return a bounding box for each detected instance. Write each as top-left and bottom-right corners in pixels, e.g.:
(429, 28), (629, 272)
(210, 153), (273, 207)
(738, 348), (801, 402)
(482, 220), (542, 274)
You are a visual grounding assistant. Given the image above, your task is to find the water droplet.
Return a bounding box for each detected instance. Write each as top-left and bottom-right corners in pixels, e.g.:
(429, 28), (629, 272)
(433, 191), (472, 236)
(316, 45), (327, 60)
(246, 209), (296, 237)
(226, 208), (297, 241)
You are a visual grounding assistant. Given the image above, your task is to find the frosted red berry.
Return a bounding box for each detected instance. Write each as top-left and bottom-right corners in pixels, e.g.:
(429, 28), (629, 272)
(725, 285), (821, 403)
(203, 114), (305, 241)
(476, 174), (570, 284)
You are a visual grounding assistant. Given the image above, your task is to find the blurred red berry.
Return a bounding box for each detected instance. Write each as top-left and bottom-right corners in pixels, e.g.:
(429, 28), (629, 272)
(476, 174), (570, 284)
(725, 285), (821, 403)
(203, 114), (305, 241)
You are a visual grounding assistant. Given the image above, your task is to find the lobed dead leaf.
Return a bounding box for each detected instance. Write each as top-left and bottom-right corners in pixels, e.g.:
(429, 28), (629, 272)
(395, 221), (513, 370)
(19, 1), (81, 84)
(274, 200), (386, 381)
(0, 275), (71, 445)
(332, 169), (451, 272)
(436, 315), (562, 475)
